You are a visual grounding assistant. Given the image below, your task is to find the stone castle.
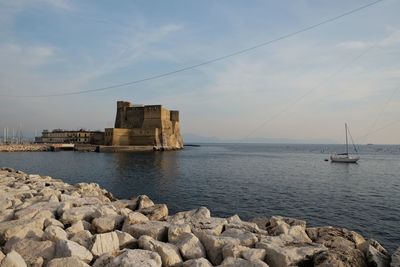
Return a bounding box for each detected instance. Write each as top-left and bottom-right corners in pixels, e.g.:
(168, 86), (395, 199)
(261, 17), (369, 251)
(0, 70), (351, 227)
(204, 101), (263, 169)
(104, 101), (184, 150)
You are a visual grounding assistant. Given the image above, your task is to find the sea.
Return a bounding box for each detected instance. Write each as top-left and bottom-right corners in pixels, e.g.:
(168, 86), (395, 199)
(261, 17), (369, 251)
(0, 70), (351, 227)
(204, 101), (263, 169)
(0, 143), (399, 252)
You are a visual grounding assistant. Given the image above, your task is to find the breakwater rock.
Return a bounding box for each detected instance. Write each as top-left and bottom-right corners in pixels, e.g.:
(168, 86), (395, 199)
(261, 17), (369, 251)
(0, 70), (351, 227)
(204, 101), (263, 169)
(0, 144), (49, 152)
(0, 167), (397, 267)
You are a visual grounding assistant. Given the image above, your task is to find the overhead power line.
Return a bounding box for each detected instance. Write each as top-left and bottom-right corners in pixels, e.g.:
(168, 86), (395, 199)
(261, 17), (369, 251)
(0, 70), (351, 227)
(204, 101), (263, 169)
(0, 0), (384, 98)
(238, 42), (378, 142)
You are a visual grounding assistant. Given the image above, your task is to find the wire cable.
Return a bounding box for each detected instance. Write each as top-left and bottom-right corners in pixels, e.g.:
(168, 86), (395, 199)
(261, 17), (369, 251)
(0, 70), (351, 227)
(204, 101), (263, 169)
(238, 43), (377, 142)
(360, 86), (400, 143)
(0, 0), (384, 98)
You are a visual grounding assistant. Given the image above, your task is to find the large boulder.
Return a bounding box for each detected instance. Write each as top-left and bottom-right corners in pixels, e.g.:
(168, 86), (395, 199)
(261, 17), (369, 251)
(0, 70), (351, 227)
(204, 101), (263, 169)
(256, 235), (327, 267)
(55, 239), (93, 263)
(220, 228), (258, 247)
(136, 195), (155, 210)
(222, 244), (266, 262)
(90, 232), (120, 257)
(111, 199), (138, 210)
(60, 206), (100, 224)
(392, 247), (400, 267)
(168, 223), (192, 243)
(139, 204), (169, 221)
(92, 215), (124, 233)
(47, 257), (90, 267)
(0, 218), (44, 244)
(176, 232), (206, 260)
(14, 201), (60, 220)
(168, 207), (211, 225)
(70, 230), (93, 249)
(123, 221), (170, 241)
(103, 248), (162, 267)
(219, 257), (269, 267)
(359, 239), (391, 267)
(306, 226), (365, 249)
(0, 250), (27, 267)
(194, 230), (241, 265)
(4, 238), (55, 265)
(313, 248), (368, 267)
(115, 230), (137, 249)
(225, 215), (268, 235)
(182, 258), (213, 267)
(121, 211), (149, 231)
(43, 226), (68, 242)
(138, 235), (183, 267)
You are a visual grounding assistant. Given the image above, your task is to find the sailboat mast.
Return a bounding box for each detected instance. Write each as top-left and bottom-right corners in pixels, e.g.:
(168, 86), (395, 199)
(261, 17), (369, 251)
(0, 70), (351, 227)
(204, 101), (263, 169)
(345, 123), (349, 155)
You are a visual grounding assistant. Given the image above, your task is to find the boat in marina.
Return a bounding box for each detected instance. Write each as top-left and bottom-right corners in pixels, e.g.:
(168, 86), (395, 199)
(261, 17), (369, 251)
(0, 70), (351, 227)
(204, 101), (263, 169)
(331, 123), (359, 163)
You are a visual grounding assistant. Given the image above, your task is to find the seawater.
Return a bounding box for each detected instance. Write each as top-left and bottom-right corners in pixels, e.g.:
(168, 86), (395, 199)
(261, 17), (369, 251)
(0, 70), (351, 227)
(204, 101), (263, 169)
(0, 143), (399, 251)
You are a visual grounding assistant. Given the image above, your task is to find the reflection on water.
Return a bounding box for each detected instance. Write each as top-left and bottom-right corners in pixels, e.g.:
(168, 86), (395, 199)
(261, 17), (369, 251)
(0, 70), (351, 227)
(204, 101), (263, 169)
(0, 143), (399, 252)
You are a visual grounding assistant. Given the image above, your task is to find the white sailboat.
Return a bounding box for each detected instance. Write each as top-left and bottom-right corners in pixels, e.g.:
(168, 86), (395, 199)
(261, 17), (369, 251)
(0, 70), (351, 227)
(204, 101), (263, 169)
(330, 123), (359, 163)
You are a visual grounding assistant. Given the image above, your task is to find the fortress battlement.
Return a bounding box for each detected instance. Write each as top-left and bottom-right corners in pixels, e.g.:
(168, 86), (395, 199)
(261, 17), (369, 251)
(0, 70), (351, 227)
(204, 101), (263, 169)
(105, 100), (183, 150)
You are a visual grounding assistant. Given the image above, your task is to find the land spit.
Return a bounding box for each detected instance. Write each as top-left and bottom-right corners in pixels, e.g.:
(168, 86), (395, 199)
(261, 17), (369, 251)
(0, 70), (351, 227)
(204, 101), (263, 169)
(0, 167), (398, 267)
(0, 144), (50, 152)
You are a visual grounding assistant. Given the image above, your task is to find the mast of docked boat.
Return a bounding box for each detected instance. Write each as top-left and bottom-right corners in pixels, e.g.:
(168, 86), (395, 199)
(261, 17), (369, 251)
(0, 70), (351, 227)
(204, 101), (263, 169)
(345, 123), (349, 156)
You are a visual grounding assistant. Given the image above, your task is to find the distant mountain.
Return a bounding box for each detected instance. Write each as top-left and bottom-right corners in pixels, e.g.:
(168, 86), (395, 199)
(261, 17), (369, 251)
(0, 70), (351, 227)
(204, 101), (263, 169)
(183, 133), (337, 144)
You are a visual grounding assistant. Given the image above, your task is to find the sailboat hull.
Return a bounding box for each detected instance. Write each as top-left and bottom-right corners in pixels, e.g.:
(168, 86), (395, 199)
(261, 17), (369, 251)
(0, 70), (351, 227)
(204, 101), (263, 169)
(330, 154), (359, 163)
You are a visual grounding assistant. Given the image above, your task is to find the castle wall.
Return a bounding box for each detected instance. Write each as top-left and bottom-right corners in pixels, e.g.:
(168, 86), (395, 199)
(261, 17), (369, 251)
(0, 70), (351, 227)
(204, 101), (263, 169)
(104, 128), (160, 146)
(107, 100), (183, 149)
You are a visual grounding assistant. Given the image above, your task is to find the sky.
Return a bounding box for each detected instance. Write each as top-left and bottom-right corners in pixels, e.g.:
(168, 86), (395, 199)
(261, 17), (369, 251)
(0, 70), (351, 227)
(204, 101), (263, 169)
(0, 0), (399, 144)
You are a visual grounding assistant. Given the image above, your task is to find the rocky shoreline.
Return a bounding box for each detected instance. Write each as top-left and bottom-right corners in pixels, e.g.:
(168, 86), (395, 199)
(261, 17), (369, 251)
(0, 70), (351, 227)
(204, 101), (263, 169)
(0, 167), (398, 267)
(0, 144), (50, 152)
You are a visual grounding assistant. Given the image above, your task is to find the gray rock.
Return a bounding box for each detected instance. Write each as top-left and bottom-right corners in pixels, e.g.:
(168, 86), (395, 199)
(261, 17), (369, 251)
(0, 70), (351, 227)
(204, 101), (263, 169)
(90, 231), (120, 256)
(70, 230), (93, 249)
(220, 228), (258, 247)
(122, 211), (149, 228)
(0, 250), (4, 262)
(359, 239), (390, 267)
(44, 218), (64, 229)
(139, 204), (169, 221)
(14, 201), (60, 220)
(111, 199), (138, 210)
(195, 230), (241, 265)
(136, 195), (155, 210)
(115, 230), (137, 249)
(176, 232), (206, 260)
(55, 239), (93, 263)
(47, 257), (90, 267)
(0, 199), (12, 212)
(61, 206), (100, 224)
(392, 247), (400, 267)
(108, 249), (162, 267)
(123, 221), (170, 241)
(139, 235), (183, 267)
(256, 235), (327, 267)
(0, 210), (14, 223)
(43, 225), (68, 242)
(0, 218), (44, 243)
(222, 244), (266, 262)
(168, 207), (211, 225)
(92, 215), (124, 233)
(313, 248), (368, 267)
(65, 221), (86, 236)
(168, 223), (192, 243)
(219, 257), (269, 267)
(0, 250), (27, 267)
(4, 238), (55, 265)
(306, 226), (365, 249)
(183, 258), (213, 267)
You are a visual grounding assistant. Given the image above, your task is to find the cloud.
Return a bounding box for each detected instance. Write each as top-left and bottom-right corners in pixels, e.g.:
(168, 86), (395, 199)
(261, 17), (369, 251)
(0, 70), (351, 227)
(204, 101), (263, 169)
(380, 30), (400, 47)
(337, 29), (400, 50)
(337, 41), (370, 50)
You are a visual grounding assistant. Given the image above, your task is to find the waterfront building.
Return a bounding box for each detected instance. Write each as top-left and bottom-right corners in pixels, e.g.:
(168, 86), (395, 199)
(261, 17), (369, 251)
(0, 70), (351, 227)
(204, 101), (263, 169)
(37, 129), (104, 144)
